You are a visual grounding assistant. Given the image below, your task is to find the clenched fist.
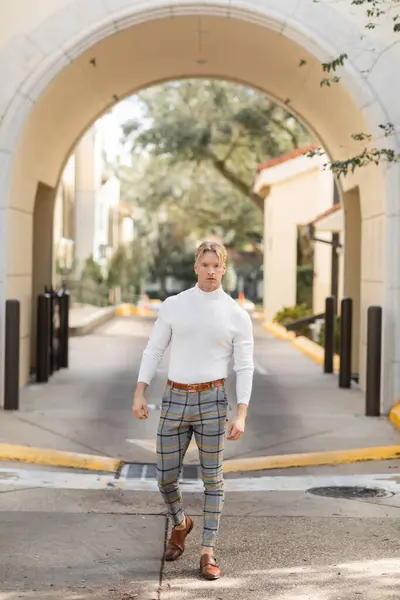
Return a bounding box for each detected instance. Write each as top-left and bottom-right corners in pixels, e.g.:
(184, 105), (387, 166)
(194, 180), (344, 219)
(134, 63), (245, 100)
(133, 393), (149, 420)
(227, 416), (245, 441)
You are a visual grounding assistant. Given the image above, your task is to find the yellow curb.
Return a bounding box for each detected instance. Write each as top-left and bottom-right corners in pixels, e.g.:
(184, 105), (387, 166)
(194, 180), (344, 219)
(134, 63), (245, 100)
(136, 307), (156, 317)
(292, 335), (340, 372)
(389, 404), (400, 430)
(262, 321), (296, 341)
(0, 444), (123, 473)
(115, 303), (138, 317)
(262, 322), (340, 372)
(115, 303), (155, 318)
(223, 445), (400, 473)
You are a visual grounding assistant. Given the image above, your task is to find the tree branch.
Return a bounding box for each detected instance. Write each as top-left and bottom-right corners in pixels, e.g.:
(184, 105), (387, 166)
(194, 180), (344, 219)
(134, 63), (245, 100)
(222, 128), (247, 162)
(263, 105), (300, 148)
(209, 151), (264, 212)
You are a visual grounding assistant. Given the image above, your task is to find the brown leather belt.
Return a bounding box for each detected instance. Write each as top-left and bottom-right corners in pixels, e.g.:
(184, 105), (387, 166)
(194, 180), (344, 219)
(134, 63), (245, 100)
(167, 378), (225, 393)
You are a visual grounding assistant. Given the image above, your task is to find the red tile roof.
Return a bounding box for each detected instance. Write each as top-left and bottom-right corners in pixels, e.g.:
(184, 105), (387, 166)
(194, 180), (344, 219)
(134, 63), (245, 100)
(310, 203), (341, 225)
(256, 142), (321, 173)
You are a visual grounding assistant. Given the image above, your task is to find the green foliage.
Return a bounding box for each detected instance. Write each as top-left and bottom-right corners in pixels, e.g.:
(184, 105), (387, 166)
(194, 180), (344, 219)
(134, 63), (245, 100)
(309, 0), (400, 175)
(81, 255), (104, 285)
(350, 0), (396, 30)
(318, 315), (341, 354)
(113, 79), (314, 262)
(320, 76), (341, 87)
(169, 252), (198, 289)
(223, 263), (238, 293)
(119, 79), (313, 220)
(274, 304), (313, 336)
(67, 255), (109, 306)
(322, 54), (348, 73)
(67, 279), (110, 307)
(107, 236), (153, 298)
(296, 265), (314, 309)
(148, 221), (197, 297)
(55, 258), (75, 278)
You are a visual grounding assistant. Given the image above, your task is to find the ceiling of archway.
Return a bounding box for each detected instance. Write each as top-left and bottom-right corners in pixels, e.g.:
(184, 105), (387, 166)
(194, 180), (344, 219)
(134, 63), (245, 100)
(13, 14), (367, 204)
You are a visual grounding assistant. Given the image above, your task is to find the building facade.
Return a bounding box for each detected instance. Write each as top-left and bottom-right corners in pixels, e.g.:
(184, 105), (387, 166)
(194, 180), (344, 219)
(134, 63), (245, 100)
(254, 146), (344, 320)
(53, 125), (124, 283)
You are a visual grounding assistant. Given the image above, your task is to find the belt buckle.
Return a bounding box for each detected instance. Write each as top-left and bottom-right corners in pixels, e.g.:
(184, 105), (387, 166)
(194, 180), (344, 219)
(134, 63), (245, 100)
(189, 384), (197, 393)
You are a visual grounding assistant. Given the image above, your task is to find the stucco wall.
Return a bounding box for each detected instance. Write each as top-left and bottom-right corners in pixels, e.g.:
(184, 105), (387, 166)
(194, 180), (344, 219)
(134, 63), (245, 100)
(263, 163), (334, 320)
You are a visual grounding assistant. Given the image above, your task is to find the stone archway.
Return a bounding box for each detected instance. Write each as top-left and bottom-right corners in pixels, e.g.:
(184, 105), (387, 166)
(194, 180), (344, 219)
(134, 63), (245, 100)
(0, 0), (399, 413)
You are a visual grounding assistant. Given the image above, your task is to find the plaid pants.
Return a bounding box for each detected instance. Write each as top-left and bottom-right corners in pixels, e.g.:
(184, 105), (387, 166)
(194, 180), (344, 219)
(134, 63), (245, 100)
(156, 382), (228, 548)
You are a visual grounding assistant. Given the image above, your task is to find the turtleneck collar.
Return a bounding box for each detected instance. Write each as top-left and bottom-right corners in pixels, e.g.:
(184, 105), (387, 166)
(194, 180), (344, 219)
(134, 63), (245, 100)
(194, 283), (224, 297)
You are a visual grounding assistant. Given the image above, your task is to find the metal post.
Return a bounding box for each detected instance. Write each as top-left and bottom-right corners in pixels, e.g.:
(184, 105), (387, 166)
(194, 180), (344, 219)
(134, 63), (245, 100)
(4, 300), (20, 410)
(324, 296), (335, 374)
(48, 287), (55, 375)
(59, 289), (70, 368)
(54, 293), (61, 371)
(331, 234), (340, 313)
(339, 297), (353, 389)
(36, 294), (50, 383)
(366, 306), (382, 417)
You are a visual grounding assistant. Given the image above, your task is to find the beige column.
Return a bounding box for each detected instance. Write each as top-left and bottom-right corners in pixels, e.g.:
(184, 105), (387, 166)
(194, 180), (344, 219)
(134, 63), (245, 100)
(4, 207), (34, 391)
(31, 182), (57, 372)
(343, 187), (362, 377)
(0, 206), (7, 406)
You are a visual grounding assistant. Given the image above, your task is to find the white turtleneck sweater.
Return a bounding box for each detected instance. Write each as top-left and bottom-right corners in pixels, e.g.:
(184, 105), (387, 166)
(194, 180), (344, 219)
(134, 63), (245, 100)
(137, 284), (254, 405)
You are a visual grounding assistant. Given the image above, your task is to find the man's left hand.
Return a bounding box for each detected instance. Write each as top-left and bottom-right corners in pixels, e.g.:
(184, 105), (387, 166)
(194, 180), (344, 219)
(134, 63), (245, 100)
(227, 416), (246, 441)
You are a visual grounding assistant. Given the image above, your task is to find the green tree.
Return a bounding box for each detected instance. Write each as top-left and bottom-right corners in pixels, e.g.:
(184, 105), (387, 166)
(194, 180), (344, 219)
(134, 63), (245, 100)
(121, 80), (313, 212)
(107, 236), (153, 298)
(147, 220), (195, 296)
(81, 255), (104, 284)
(118, 155), (264, 256)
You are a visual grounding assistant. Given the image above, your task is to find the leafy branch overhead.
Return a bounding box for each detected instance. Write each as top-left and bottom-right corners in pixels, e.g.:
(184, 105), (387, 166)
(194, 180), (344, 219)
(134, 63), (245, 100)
(305, 1), (400, 176)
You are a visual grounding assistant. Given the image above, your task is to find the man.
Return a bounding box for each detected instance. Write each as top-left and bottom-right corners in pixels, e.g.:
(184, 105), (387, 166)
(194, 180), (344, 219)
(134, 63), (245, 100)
(133, 241), (254, 580)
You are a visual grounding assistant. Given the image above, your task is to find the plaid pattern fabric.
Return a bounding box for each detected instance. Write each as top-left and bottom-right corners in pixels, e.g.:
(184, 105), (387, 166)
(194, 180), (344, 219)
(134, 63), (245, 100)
(156, 382), (228, 548)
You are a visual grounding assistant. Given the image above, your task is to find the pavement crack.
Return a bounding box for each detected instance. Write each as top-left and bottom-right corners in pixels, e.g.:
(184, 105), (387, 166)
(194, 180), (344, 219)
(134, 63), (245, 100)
(12, 414), (108, 456)
(224, 429), (333, 461)
(0, 486), (42, 495)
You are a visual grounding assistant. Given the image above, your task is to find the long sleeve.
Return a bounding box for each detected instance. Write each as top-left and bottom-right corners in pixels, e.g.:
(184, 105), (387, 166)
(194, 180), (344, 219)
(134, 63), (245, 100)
(233, 310), (254, 405)
(137, 299), (172, 385)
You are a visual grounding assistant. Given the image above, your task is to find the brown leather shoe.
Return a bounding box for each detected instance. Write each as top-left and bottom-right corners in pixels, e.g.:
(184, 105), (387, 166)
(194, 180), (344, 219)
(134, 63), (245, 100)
(165, 517), (194, 561)
(200, 554), (221, 580)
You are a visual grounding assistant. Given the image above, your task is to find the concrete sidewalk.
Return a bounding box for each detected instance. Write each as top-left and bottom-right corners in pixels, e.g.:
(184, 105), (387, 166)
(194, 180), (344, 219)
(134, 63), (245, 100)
(69, 304), (116, 336)
(1, 485), (400, 599)
(0, 316), (398, 473)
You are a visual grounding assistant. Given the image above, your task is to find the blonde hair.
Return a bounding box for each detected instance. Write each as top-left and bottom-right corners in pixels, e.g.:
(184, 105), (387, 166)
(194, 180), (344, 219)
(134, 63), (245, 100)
(195, 241), (227, 266)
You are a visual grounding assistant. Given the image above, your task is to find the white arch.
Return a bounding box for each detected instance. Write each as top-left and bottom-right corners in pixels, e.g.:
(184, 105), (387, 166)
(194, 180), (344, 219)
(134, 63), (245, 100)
(0, 1), (393, 155)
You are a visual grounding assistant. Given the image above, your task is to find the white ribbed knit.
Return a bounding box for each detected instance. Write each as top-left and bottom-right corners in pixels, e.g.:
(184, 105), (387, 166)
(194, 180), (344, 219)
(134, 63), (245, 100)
(137, 284), (254, 405)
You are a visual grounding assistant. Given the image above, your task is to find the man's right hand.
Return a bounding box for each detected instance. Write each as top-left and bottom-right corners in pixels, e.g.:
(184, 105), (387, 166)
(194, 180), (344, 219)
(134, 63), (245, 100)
(133, 393), (149, 420)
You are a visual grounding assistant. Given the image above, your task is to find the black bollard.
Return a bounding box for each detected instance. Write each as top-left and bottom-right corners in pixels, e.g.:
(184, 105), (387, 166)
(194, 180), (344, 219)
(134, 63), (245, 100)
(324, 296), (335, 374)
(366, 306), (382, 416)
(339, 297), (353, 388)
(54, 293), (61, 371)
(59, 289), (70, 369)
(36, 294), (50, 383)
(4, 300), (20, 410)
(47, 287), (56, 375)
